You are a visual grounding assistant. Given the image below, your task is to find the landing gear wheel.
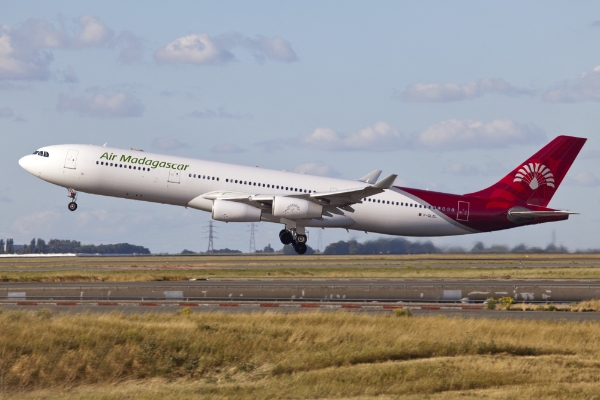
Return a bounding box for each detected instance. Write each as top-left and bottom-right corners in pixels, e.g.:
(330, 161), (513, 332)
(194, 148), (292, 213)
(293, 242), (307, 255)
(279, 229), (293, 245)
(68, 202), (78, 212)
(296, 234), (307, 244)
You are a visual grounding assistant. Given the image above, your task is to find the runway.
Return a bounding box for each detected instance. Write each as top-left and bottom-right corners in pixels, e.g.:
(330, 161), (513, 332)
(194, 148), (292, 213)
(2, 278), (600, 303)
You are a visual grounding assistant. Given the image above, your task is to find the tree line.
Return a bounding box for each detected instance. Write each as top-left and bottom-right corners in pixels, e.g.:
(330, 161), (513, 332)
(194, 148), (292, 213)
(0, 239), (150, 255)
(321, 238), (591, 255)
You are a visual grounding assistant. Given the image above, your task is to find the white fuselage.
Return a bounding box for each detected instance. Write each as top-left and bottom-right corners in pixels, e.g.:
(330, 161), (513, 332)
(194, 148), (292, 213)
(19, 144), (471, 237)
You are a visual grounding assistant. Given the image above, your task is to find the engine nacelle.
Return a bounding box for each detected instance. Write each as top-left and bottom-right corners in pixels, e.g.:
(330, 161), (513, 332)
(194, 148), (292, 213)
(272, 196), (323, 219)
(212, 199), (261, 222)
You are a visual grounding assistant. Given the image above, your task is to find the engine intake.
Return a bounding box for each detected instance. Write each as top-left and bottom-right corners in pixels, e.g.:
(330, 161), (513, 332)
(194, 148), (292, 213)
(272, 196), (323, 219)
(212, 199), (261, 222)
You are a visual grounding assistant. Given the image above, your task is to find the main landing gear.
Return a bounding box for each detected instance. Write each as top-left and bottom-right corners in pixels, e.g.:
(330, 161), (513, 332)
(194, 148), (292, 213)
(279, 228), (308, 255)
(67, 189), (78, 212)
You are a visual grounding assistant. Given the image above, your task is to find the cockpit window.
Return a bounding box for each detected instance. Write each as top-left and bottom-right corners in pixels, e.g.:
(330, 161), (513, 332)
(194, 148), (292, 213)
(33, 151), (38, 155)
(33, 150), (49, 157)
(43, 151), (49, 157)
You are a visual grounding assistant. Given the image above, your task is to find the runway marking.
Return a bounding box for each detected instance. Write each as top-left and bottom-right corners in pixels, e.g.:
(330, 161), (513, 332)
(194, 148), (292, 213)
(3, 300), (489, 311)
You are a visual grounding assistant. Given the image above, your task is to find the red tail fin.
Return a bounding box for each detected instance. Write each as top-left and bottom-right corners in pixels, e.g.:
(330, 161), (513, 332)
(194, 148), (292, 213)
(466, 135), (587, 206)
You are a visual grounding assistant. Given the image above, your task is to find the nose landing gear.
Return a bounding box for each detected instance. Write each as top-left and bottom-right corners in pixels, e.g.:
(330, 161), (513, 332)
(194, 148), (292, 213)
(279, 228), (308, 254)
(67, 189), (78, 212)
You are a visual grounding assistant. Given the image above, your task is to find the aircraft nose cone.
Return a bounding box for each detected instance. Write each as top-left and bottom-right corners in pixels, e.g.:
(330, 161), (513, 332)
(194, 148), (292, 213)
(19, 155), (33, 174)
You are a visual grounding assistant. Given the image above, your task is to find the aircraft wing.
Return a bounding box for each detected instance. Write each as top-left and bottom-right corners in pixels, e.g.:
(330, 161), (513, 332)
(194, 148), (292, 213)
(309, 174), (397, 206)
(198, 174), (398, 213)
(358, 169), (382, 184)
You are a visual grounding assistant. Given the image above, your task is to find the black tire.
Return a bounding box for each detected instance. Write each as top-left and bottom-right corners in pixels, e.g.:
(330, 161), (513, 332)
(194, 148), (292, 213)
(68, 202), (77, 211)
(296, 234), (307, 243)
(279, 230), (293, 245)
(294, 242), (307, 255)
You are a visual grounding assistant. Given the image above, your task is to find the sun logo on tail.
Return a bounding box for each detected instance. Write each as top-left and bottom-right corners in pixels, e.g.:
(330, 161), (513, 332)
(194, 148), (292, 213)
(514, 163), (555, 189)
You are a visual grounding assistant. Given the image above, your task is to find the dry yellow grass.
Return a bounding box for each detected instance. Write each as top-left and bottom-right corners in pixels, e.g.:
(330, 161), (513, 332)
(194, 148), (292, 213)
(1, 309), (600, 398)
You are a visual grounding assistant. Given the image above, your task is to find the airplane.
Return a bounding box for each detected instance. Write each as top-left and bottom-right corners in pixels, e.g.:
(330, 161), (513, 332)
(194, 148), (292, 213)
(18, 135), (586, 254)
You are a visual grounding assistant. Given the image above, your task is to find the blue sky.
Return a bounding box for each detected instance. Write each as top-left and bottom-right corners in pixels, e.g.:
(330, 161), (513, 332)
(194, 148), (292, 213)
(1, 1), (599, 253)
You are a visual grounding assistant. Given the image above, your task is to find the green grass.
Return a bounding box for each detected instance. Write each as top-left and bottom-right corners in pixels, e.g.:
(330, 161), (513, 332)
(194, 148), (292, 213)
(1, 265), (600, 282)
(1, 254), (598, 281)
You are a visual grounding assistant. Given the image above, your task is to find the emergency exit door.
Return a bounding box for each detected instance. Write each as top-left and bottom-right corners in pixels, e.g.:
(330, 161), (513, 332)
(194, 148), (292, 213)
(64, 150), (79, 169)
(168, 169), (180, 183)
(457, 201), (470, 221)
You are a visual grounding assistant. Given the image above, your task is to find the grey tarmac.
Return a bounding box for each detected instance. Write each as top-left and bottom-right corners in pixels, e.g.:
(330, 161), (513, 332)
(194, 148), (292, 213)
(2, 278), (600, 303)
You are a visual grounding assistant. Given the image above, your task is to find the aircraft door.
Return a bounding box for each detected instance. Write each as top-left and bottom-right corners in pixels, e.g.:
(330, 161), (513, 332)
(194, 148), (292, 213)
(168, 169), (180, 183)
(64, 150), (79, 169)
(457, 201), (469, 221)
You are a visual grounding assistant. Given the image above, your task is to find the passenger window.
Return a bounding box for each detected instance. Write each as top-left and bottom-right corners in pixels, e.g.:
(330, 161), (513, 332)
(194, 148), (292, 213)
(96, 161), (99, 165)
(451, 208), (455, 212)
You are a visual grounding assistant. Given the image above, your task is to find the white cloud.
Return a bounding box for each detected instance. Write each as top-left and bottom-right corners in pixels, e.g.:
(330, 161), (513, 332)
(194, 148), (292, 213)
(211, 143), (246, 153)
(294, 162), (341, 177)
(74, 15), (113, 47)
(568, 172), (600, 187)
(57, 91), (144, 118)
(154, 33), (232, 65)
(398, 78), (534, 102)
(115, 31), (143, 64)
(0, 29), (53, 80)
(442, 163), (479, 176)
(155, 32), (297, 65)
(417, 119), (546, 150)
(151, 137), (189, 151)
(11, 210), (61, 235)
(60, 65), (78, 83)
(231, 34), (298, 63)
(0, 16), (135, 81)
(0, 107), (14, 117)
(301, 122), (408, 152)
(184, 107), (251, 119)
(544, 65), (600, 102)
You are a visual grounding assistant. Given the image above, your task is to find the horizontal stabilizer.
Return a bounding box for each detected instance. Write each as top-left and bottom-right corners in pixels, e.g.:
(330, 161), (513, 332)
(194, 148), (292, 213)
(509, 210), (578, 218)
(358, 170), (382, 184)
